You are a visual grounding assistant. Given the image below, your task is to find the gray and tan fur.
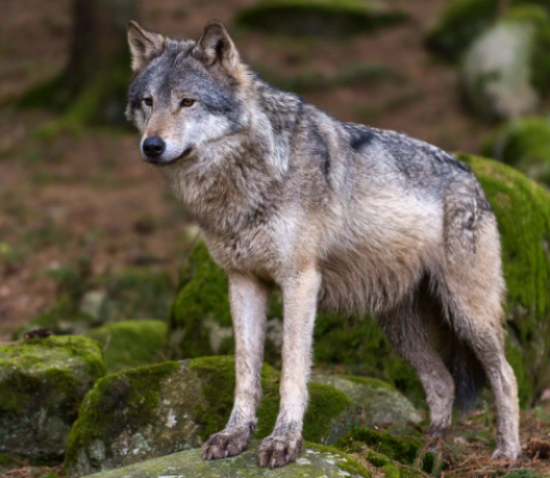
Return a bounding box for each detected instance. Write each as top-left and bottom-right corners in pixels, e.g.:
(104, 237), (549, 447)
(126, 20), (520, 467)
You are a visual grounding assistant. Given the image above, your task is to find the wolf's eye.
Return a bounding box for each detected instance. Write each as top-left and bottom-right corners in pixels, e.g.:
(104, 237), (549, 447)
(180, 98), (195, 107)
(143, 97), (153, 107)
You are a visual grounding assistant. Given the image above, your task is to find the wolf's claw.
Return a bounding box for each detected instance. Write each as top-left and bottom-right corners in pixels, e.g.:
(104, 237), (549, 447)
(258, 433), (303, 468)
(202, 427), (252, 460)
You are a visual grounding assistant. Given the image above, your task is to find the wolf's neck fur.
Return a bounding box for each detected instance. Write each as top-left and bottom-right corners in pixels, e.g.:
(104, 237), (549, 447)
(164, 77), (302, 237)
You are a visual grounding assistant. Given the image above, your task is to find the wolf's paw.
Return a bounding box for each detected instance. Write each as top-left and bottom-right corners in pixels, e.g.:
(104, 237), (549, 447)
(258, 432), (303, 468)
(202, 426), (252, 460)
(491, 443), (520, 462)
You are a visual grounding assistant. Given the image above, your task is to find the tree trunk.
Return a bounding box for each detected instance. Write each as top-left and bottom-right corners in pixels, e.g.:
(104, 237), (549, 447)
(21, 0), (139, 128)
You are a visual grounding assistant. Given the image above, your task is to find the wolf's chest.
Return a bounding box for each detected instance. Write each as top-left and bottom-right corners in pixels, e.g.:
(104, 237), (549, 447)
(203, 224), (281, 279)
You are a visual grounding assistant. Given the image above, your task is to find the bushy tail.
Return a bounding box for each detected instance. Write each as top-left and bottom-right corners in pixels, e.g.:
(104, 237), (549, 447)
(444, 333), (486, 412)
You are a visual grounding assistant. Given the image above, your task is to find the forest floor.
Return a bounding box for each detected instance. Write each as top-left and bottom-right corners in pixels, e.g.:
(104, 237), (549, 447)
(0, 0), (496, 339)
(1, 0), (550, 476)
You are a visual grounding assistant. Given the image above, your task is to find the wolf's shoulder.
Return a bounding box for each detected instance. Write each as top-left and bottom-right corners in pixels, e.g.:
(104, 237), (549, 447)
(343, 122), (472, 177)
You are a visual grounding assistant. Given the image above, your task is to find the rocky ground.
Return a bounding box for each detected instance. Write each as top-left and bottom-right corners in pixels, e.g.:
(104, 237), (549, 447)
(3, 0), (550, 477)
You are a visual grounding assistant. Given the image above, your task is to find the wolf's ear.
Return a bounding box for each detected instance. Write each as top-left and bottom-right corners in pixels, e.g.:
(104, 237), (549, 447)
(192, 20), (240, 72)
(127, 21), (165, 72)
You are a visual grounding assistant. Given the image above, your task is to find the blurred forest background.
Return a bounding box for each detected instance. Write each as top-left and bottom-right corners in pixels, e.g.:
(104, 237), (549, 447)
(4, 0), (550, 477)
(1, 0), (534, 341)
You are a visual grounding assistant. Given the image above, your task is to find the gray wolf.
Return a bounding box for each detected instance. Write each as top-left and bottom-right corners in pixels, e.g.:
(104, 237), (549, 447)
(125, 20), (520, 467)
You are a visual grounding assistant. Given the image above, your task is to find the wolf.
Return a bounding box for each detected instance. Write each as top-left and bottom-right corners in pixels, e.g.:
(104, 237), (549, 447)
(126, 20), (520, 467)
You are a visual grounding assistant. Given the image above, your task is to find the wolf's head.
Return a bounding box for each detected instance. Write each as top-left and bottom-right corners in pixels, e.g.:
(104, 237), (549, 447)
(126, 20), (251, 167)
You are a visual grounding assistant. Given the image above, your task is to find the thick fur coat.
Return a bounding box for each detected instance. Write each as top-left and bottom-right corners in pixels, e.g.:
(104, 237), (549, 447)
(126, 20), (520, 467)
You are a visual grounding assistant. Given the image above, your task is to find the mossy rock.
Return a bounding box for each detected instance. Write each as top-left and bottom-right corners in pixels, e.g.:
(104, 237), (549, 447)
(457, 153), (550, 405)
(168, 242), (422, 402)
(460, 5), (550, 120)
(65, 356), (358, 477)
(313, 375), (422, 428)
(0, 336), (105, 460)
(86, 320), (168, 373)
(234, 0), (408, 38)
(481, 116), (550, 186)
(425, 0), (501, 61)
(16, 268), (174, 339)
(334, 428), (436, 477)
(78, 441), (370, 478)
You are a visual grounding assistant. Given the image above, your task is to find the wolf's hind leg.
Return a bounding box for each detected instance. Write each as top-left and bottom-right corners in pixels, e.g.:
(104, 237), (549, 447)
(442, 279), (520, 460)
(203, 274), (270, 460)
(379, 299), (455, 439)
(442, 208), (520, 460)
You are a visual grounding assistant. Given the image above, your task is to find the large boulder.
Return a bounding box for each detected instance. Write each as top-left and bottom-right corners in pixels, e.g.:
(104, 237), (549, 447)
(457, 153), (550, 405)
(460, 6), (550, 120)
(86, 320), (167, 373)
(64, 356), (358, 477)
(425, 0), (500, 61)
(235, 0), (408, 38)
(313, 375), (422, 427)
(481, 116), (550, 186)
(77, 442), (370, 478)
(0, 336), (106, 460)
(168, 242), (421, 402)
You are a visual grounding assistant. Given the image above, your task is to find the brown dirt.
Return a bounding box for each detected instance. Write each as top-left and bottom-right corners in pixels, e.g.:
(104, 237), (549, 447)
(0, 0), (496, 340)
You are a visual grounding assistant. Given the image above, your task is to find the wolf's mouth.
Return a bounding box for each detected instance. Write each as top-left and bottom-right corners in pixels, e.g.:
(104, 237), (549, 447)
(156, 147), (194, 167)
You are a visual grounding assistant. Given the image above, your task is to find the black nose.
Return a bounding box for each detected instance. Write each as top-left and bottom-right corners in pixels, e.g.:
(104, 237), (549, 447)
(142, 136), (166, 159)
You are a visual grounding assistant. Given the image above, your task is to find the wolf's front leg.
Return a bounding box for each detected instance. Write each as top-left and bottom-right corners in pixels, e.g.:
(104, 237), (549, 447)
(203, 274), (270, 460)
(258, 265), (321, 468)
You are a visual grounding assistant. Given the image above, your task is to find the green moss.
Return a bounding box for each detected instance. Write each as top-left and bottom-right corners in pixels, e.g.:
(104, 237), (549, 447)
(98, 269), (174, 324)
(0, 453), (24, 471)
(188, 356), (351, 442)
(303, 382), (351, 442)
(305, 442), (371, 477)
(501, 5), (550, 98)
(86, 320), (168, 373)
(169, 242), (233, 358)
(23, 50), (132, 135)
(0, 336), (106, 390)
(18, 266), (174, 340)
(425, 0), (500, 61)
(334, 428), (421, 464)
(312, 312), (423, 403)
(343, 375), (398, 391)
(0, 336), (105, 460)
(235, 0), (408, 38)
(64, 361), (180, 470)
(334, 428), (436, 476)
(188, 356), (278, 440)
(482, 117), (550, 186)
(457, 153), (550, 405)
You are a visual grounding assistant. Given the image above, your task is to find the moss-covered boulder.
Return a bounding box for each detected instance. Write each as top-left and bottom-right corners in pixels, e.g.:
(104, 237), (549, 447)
(481, 116), (550, 186)
(313, 375), (422, 427)
(425, 0), (500, 61)
(78, 441), (370, 478)
(65, 356), (361, 477)
(168, 242), (421, 402)
(234, 0), (408, 38)
(457, 153), (550, 405)
(460, 6), (550, 120)
(0, 336), (106, 460)
(86, 320), (167, 373)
